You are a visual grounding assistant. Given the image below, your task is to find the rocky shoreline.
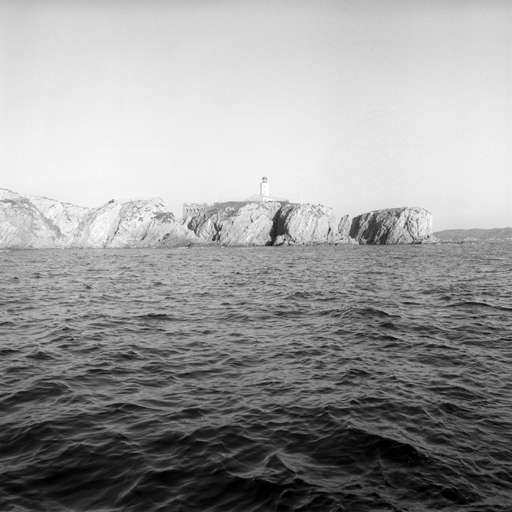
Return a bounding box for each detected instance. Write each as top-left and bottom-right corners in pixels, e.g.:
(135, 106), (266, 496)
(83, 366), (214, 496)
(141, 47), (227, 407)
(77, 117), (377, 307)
(0, 188), (437, 249)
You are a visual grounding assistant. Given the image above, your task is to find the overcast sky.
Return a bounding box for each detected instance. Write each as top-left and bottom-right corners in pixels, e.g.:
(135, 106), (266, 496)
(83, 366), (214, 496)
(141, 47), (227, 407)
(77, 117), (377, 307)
(1, 0), (510, 230)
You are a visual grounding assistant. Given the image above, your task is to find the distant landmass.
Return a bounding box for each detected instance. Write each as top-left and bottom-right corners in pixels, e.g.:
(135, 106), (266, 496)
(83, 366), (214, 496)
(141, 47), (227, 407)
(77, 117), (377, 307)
(434, 228), (512, 243)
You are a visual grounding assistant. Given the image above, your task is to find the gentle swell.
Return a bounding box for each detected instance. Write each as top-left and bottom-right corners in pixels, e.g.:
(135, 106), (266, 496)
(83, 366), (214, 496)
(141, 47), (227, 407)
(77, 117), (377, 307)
(0, 244), (511, 511)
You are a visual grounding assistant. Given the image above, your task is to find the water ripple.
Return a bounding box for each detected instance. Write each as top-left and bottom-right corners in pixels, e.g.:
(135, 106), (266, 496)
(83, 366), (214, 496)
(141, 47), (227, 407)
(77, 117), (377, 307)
(0, 245), (511, 511)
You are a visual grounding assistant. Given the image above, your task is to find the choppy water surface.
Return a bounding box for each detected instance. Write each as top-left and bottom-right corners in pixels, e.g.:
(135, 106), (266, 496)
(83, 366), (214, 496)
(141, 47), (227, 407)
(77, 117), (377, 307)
(1, 244), (511, 512)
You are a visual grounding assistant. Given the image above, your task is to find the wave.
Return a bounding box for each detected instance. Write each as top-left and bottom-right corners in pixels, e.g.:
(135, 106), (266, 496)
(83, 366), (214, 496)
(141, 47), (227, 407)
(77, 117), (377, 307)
(1, 244), (511, 511)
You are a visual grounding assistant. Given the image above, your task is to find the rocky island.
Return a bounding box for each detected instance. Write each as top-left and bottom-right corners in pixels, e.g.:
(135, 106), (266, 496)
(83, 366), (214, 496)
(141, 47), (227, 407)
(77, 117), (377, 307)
(0, 184), (437, 249)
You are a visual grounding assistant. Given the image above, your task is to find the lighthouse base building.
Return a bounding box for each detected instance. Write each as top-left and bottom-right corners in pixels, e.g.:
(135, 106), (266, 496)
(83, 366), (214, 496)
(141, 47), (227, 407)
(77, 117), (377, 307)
(183, 177), (288, 218)
(247, 176), (289, 203)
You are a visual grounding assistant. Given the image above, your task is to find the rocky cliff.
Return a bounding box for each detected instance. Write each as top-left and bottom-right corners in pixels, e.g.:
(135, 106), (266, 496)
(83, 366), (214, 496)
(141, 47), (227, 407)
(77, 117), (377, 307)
(186, 201), (281, 246)
(348, 207), (436, 244)
(271, 203), (347, 245)
(185, 202), (435, 246)
(69, 198), (198, 248)
(0, 189), (68, 248)
(186, 201), (353, 245)
(28, 194), (91, 243)
(1, 188), (437, 248)
(0, 189), (199, 249)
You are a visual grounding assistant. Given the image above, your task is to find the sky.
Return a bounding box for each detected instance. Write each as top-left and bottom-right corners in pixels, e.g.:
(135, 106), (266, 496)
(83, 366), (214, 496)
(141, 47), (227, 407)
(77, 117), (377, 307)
(0, 0), (510, 231)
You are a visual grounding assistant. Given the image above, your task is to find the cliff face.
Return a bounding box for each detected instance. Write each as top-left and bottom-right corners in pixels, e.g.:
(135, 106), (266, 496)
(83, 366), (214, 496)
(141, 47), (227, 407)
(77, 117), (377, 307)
(29, 195), (91, 243)
(0, 189), (199, 249)
(272, 203), (346, 245)
(186, 201), (353, 245)
(186, 203), (435, 246)
(0, 189), (67, 248)
(70, 198), (197, 248)
(349, 207), (436, 244)
(338, 215), (352, 240)
(186, 202), (281, 245)
(1, 188), (437, 248)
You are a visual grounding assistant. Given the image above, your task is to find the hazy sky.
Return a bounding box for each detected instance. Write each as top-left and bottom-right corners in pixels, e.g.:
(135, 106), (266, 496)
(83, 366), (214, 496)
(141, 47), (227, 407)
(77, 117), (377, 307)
(1, 0), (510, 230)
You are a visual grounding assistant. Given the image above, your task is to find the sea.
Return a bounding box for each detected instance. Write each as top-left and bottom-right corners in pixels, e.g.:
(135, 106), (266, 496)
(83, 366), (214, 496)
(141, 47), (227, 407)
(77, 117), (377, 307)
(0, 244), (511, 512)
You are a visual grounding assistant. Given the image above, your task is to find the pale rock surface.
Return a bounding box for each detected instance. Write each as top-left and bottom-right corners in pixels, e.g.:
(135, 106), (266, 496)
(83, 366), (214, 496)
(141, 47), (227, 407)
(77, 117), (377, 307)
(73, 202), (124, 248)
(338, 215), (352, 237)
(272, 204), (340, 245)
(0, 189), (200, 248)
(1, 188), (438, 248)
(0, 189), (65, 248)
(29, 195), (91, 244)
(187, 202), (281, 245)
(187, 201), (356, 245)
(220, 203), (278, 245)
(106, 199), (198, 248)
(349, 207), (436, 244)
(73, 198), (201, 248)
(71, 198), (191, 248)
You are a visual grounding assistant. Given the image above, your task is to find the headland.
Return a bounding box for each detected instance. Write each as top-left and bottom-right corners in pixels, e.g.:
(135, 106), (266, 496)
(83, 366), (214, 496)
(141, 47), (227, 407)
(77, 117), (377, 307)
(0, 178), (438, 248)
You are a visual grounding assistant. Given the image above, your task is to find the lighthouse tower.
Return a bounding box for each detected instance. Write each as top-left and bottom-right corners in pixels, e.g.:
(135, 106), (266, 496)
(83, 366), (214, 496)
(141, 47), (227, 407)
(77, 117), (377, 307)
(260, 176), (270, 201)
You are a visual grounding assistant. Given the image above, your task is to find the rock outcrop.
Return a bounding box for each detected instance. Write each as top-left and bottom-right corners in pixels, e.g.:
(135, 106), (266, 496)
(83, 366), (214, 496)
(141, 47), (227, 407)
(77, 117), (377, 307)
(0, 188), (200, 249)
(0, 189), (67, 248)
(186, 201), (354, 245)
(186, 201), (281, 246)
(28, 195), (90, 243)
(1, 188), (438, 248)
(272, 203), (347, 245)
(349, 207), (436, 244)
(70, 198), (198, 248)
(337, 215), (352, 238)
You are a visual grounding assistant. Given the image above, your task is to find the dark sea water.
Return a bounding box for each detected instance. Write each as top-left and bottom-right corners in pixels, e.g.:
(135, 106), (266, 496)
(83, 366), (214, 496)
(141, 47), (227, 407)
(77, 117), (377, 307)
(1, 244), (511, 512)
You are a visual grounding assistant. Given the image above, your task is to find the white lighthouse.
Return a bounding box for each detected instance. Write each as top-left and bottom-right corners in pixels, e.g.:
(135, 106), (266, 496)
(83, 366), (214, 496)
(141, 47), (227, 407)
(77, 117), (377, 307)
(260, 176), (270, 200)
(247, 176), (288, 203)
